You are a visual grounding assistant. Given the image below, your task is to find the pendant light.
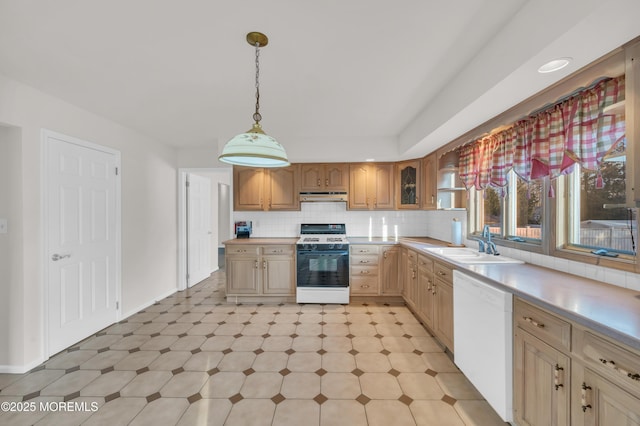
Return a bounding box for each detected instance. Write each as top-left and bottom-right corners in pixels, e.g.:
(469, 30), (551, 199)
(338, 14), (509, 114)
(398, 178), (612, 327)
(218, 32), (290, 168)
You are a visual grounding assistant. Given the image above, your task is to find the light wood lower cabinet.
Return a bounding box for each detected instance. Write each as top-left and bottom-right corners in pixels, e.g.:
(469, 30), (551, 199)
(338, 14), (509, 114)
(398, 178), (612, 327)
(432, 261), (454, 352)
(381, 246), (400, 295)
(350, 244), (401, 296)
(579, 368), (640, 426)
(226, 244), (295, 298)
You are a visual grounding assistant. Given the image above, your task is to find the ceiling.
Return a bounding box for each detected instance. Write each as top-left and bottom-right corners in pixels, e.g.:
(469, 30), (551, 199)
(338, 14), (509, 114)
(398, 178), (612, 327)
(1, 0), (639, 163)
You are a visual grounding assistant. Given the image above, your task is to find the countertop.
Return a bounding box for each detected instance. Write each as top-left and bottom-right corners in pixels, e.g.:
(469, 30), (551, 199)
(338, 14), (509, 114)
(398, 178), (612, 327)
(223, 236), (640, 350)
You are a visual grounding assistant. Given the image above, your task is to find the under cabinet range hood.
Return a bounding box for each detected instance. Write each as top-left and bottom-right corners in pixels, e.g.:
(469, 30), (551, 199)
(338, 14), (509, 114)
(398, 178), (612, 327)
(300, 192), (348, 202)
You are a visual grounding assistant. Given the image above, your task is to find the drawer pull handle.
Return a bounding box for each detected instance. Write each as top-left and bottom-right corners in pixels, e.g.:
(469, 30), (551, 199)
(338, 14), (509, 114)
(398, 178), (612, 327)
(437, 270), (446, 276)
(254, 260), (258, 269)
(581, 382), (592, 412)
(360, 260), (370, 263)
(599, 358), (640, 381)
(360, 270), (370, 274)
(523, 316), (545, 328)
(383, 252), (388, 259)
(359, 250), (369, 253)
(554, 364), (564, 390)
(263, 260), (266, 269)
(361, 284), (369, 289)
(432, 283), (436, 295)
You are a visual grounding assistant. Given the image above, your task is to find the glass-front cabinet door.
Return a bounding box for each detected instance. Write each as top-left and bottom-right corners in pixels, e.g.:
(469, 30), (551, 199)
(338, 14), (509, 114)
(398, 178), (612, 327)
(396, 160), (421, 209)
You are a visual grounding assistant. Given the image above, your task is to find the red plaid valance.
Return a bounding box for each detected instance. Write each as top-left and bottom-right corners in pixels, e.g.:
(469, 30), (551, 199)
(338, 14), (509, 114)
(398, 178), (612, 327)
(458, 76), (625, 191)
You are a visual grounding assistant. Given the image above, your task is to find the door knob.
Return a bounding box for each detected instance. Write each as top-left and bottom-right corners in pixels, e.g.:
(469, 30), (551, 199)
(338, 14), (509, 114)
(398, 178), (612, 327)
(52, 253), (71, 261)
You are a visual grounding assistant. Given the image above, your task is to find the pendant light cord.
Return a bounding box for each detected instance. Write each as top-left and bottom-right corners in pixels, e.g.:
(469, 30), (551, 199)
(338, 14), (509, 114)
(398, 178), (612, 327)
(253, 42), (262, 124)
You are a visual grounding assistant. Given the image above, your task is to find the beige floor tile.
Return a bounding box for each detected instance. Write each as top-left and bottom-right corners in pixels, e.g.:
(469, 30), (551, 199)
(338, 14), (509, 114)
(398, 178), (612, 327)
(224, 399), (275, 426)
(217, 352), (256, 372)
(410, 336), (444, 353)
(132, 322), (168, 335)
(109, 335), (152, 351)
(119, 371), (173, 397)
(365, 400), (417, 426)
(40, 370), (101, 396)
(323, 313), (347, 323)
(82, 397), (147, 426)
(128, 312), (161, 323)
(169, 335), (206, 351)
(200, 313), (229, 323)
(375, 324), (406, 337)
(397, 373), (444, 399)
(454, 399), (507, 426)
(159, 323), (195, 335)
(298, 313), (323, 323)
(239, 372), (283, 398)
(78, 334), (122, 350)
(160, 371), (209, 397)
(322, 323), (349, 336)
(401, 323), (430, 337)
(436, 372), (484, 400)
(201, 336), (235, 351)
(252, 352), (289, 372)
(421, 352), (460, 373)
(352, 336), (384, 352)
(349, 324), (378, 336)
(348, 313), (372, 323)
(176, 312), (205, 323)
(200, 372), (245, 398)
(186, 323), (218, 336)
(292, 336), (322, 352)
(388, 353), (428, 373)
(370, 313), (397, 324)
(359, 373), (403, 399)
(177, 398), (232, 426)
(250, 313), (275, 324)
(273, 313), (299, 324)
(182, 351), (224, 371)
(321, 372), (361, 399)
(139, 335), (179, 351)
(295, 323), (322, 336)
(151, 313), (182, 323)
(299, 304), (323, 313)
(114, 351), (160, 371)
(287, 352), (321, 372)
(281, 372), (321, 399)
(241, 323), (270, 336)
(322, 336), (352, 352)
(148, 351), (192, 371)
(320, 400), (368, 426)
(273, 399), (320, 426)
(230, 336), (264, 352)
(268, 323), (297, 335)
(322, 305), (346, 314)
(381, 336), (416, 353)
(129, 397), (189, 426)
(45, 350), (98, 370)
(0, 373), (25, 390)
(355, 353), (392, 373)
(321, 353), (356, 372)
(262, 336), (294, 351)
(410, 400), (466, 426)
(80, 370), (136, 396)
(213, 323), (245, 336)
(103, 322), (142, 335)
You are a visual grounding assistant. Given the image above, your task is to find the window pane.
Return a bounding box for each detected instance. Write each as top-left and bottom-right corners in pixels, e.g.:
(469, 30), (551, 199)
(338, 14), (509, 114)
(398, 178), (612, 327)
(512, 178), (543, 240)
(483, 187), (502, 235)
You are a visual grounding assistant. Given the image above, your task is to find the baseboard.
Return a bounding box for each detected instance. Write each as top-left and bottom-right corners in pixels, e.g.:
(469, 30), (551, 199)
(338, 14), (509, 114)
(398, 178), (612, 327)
(121, 287), (178, 320)
(0, 357), (46, 374)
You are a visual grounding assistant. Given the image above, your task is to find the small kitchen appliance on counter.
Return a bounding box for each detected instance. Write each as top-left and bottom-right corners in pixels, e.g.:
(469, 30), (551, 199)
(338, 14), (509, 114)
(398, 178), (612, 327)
(234, 221), (252, 238)
(296, 223), (349, 304)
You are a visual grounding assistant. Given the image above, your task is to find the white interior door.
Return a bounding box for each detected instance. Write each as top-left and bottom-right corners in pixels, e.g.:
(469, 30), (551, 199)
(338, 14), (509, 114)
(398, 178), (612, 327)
(46, 133), (119, 355)
(187, 173), (211, 287)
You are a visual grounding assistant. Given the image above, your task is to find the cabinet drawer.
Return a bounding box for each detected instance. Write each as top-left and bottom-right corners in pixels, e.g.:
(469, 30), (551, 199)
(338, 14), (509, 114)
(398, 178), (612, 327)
(351, 265), (378, 277)
(514, 299), (571, 351)
(351, 245), (380, 255)
(576, 328), (640, 394)
(351, 254), (379, 266)
(417, 254), (433, 271)
(351, 277), (379, 294)
(433, 261), (453, 284)
(407, 250), (417, 262)
(261, 245), (294, 255)
(226, 245), (259, 256)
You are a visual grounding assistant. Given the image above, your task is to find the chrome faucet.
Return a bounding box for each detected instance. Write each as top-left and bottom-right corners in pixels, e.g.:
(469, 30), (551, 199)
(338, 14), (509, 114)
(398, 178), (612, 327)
(475, 225), (499, 255)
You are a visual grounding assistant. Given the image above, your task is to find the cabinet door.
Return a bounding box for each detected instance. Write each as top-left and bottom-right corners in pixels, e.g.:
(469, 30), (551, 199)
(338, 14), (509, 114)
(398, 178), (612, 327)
(325, 163), (349, 191)
(349, 164), (370, 209)
(433, 278), (454, 351)
(233, 167), (265, 211)
(267, 166), (299, 210)
(381, 246), (400, 295)
(300, 164), (324, 191)
(226, 257), (260, 294)
(372, 164), (394, 209)
(514, 328), (570, 426)
(422, 153), (437, 210)
(262, 256), (295, 295)
(418, 268), (434, 329)
(396, 160), (421, 209)
(582, 368), (640, 426)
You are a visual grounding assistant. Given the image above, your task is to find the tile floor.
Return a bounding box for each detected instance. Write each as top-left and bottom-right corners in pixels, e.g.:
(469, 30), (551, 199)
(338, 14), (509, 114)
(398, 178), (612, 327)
(0, 271), (506, 425)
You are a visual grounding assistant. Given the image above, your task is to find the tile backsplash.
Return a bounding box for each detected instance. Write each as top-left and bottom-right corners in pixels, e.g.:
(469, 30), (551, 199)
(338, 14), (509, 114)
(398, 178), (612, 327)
(232, 204), (640, 292)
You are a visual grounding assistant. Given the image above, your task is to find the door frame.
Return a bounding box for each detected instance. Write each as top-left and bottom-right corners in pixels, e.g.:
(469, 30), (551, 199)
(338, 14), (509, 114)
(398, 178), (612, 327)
(177, 168), (232, 291)
(41, 129), (122, 359)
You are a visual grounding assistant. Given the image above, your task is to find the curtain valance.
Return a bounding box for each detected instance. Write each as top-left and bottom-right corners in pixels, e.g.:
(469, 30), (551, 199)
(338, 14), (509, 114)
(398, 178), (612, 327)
(458, 75), (625, 192)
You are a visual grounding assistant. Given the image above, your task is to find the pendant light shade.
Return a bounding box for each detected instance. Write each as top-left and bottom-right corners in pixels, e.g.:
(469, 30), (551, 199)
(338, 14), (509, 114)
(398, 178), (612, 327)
(219, 32), (290, 168)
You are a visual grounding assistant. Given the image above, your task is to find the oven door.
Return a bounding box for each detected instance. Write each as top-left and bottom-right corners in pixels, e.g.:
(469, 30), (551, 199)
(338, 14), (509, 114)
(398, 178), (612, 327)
(296, 249), (349, 287)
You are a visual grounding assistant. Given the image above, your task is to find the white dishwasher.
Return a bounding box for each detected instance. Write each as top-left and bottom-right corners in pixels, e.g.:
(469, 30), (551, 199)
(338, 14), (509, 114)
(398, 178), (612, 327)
(453, 270), (513, 422)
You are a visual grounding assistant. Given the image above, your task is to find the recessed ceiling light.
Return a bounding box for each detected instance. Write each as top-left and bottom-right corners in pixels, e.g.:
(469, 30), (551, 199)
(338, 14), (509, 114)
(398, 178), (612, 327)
(538, 57), (572, 74)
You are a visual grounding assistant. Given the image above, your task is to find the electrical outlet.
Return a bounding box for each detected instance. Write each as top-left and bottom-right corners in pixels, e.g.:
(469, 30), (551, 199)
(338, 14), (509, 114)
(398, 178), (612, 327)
(0, 219), (7, 234)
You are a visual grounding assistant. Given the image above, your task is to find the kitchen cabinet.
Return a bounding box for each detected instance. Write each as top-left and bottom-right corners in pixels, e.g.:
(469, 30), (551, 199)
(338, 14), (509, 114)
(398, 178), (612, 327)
(226, 244), (295, 298)
(422, 153), (438, 210)
(233, 166), (299, 211)
(578, 368), (640, 425)
(401, 248), (418, 307)
(396, 160), (421, 209)
(436, 150), (466, 210)
(432, 261), (454, 351)
(350, 245), (380, 295)
(417, 254), (434, 330)
(348, 163), (394, 210)
(300, 163), (349, 192)
(380, 246), (400, 295)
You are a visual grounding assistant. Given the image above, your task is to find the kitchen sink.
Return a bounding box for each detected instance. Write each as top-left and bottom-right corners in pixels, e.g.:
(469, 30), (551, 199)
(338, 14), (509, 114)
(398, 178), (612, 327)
(424, 247), (524, 264)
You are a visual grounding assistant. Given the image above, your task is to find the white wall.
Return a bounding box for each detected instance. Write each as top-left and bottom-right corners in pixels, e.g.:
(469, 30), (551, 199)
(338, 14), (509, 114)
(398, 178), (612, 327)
(0, 73), (178, 371)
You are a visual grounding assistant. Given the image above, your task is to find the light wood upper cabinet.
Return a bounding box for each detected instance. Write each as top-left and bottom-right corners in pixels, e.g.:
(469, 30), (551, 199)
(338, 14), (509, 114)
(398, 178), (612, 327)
(422, 153), (438, 210)
(234, 166), (299, 211)
(348, 163), (394, 210)
(396, 160), (421, 209)
(300, 163), (349, 192)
